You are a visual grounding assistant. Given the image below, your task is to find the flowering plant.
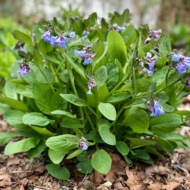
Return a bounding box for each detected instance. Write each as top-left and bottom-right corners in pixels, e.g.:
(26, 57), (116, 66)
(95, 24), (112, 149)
(0, 9), (190, 179)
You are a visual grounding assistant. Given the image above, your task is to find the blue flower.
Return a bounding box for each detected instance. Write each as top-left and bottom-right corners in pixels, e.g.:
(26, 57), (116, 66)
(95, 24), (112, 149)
(78, 137), (88, 150)
(74, 50), (86, 57)
(150, 29), (162, 40)
(172, 53), (190, 75)
(172, 53), (181, 62)
(41, 31), (52, 43)
(17, 63), (31, 77)
(50, 36), (58, 46)
(83, 57), (92, 65)
(82, 30), (90, 35)
(150, 100), (165, 117)
(69, 32), (75, 39)
(113, 23), (126, 32)
(142, 52), (158, 76)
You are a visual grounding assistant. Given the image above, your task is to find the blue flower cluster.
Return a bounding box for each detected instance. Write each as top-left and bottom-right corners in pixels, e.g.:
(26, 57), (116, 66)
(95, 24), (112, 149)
(82, 30), (90, 36)
(172, 53), (190, 75)
(41, 30), (75, 49)
(113, 23), (126, 32)
(78, 137), (88, 150)
(17, 63), (31, 77)
(149, 29), (162, 40)
(74, 49), (96, 65)
(147, 100), (165, 117)
(140, 52), (158, 76)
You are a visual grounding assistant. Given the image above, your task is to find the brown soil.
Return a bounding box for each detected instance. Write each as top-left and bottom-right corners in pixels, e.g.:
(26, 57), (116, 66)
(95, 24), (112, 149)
(0, 116), (190, 190)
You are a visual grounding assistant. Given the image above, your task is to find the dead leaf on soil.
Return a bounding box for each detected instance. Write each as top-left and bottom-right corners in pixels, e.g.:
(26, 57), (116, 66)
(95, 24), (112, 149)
(162, 182), (180, 190)
(147, 183), (162, 190)
(145, 165), (170, 175)
(97, 181), (112, 190)
(0, 174), (11, 187)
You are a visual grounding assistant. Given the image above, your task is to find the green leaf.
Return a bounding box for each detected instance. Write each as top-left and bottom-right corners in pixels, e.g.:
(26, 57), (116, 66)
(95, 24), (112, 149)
(13, 30), (33, 45)
(33, 48), (43, 67)
(60, 94), (88, 107)
(46, 134), (78, 151)
(127, 138), (155, 149)
(22, 112), (54, 126)
(0, 132), (21, 145)
(122, 24), (137, 46)
(27, 139), (46, 158)
(91, 149), (112, 174)
(76, 151), (88, 161)
(61, 117), (84, 128)
(66, 149), (83, 159)
(155, 137), (176, 152)
(106, 63), (119, 91)
(123, 106), (149, 133)
(30, 126), (57, 137)
(131, 149), (150, 160)
(116, 141), (129, 156)
(3, 110), (28, 131)
(48, 148), (67, 164)
(159, 35), (171, 56)
(33, 82), (54, 114)
(50, 88), (67, 111)
(98, 121), (116, 145)
(51, 110), (76, 118)
(65, 53), (86, 79)
(42, 54), (60, 64)
(77, 159), (93, 174)
(0, 96), (28, 112)
(4, 79), (17, 99)
(95, 66), (107, 87)
(98, 102), (116, 121)
(150, 113), (182, 135)
(107, 30), (127, 65)
(137, 32), (145, 58)
(107, 92), (131, 103)
(97, 84), (109, 101)
(46, 164), (70, 180)
(4, 137), (40, 155)
(38, 39), (53, 54)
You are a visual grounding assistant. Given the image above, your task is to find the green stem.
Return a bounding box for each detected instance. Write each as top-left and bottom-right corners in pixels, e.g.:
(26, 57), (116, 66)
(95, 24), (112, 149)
(109, 74), (128, 95)
(84, 108), (95, 130)
(49, 63), (59, 83)
(66, 60), (85, 123)
(38, 66), (55, 93)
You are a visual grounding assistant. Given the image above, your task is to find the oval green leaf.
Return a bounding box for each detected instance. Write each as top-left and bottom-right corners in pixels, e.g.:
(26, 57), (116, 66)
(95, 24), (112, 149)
(91, 149), (112, 174)
(60, 94), (88, 107)
(46, 164), (70, 180)
(98, 102), (116, 121)
(4, 137), (40, 155)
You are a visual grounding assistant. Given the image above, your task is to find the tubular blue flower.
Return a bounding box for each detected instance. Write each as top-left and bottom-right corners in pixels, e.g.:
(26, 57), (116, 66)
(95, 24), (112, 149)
(150, 29), (162, 40)
(74, 49), (95, 65)
(113, 23), (126, 32)
(141, 52), (158, 76)
(82, 30), (90, 35)
(17, 63), (31, 77)
(172, 53), (181, 62)
(78, 137), (88, 150)
(74, 50), (86, 57)
(41, 30), (52, 43)
(87, 77), (96, 94)
(149, 100), (165, 117)
(69, 32), (75, 39)
(83, 57), (92, 65)
(172, 53), (190, 75)
(12, 42), (25, 52)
